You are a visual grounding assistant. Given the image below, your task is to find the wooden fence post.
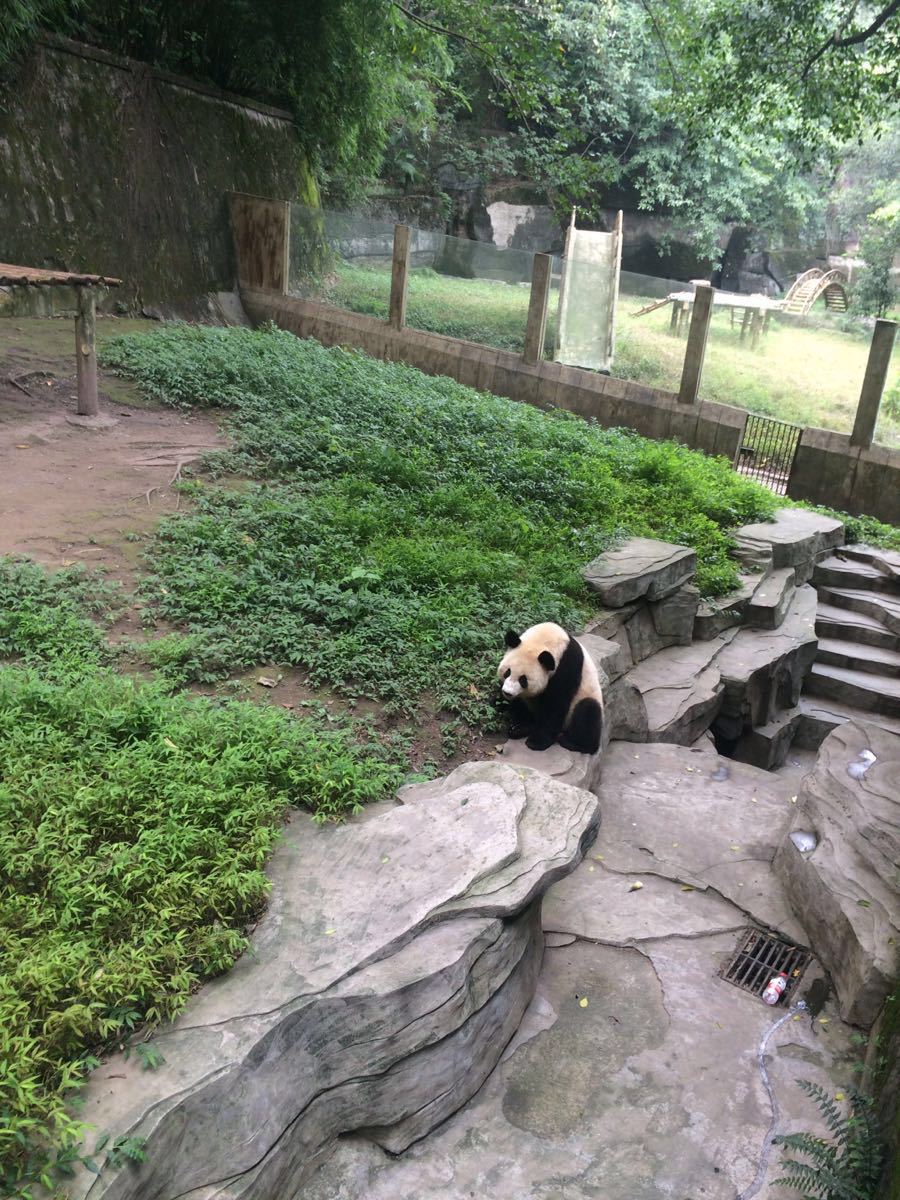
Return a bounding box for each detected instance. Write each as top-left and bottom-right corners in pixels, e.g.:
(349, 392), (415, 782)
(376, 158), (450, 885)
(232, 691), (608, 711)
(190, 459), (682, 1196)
(389, 224), (412, 330)
(851, 318), (897, 448)
(75, 285), (99, 417)
(677, 283), (714, 405)
(522, 252), (552, 365)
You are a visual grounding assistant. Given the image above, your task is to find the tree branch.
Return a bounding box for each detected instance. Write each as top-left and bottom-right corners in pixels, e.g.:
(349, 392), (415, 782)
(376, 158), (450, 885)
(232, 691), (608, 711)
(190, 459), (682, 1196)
(635, 0), (681, 91)
(390, 1), (532, 128)
(802, 0), (900, 77)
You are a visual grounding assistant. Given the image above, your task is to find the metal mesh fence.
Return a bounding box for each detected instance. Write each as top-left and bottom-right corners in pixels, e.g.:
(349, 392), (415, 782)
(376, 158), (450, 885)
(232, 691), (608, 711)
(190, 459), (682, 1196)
(286, 203), (900, 447)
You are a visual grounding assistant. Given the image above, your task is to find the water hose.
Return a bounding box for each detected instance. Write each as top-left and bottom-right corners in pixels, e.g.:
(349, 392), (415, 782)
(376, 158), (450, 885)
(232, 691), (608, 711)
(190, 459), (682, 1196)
(736, 999), (808, 1200)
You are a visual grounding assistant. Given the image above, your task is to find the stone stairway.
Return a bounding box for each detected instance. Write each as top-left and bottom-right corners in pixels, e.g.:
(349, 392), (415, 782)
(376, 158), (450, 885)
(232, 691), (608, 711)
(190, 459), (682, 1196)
(801, 546), (900, 740)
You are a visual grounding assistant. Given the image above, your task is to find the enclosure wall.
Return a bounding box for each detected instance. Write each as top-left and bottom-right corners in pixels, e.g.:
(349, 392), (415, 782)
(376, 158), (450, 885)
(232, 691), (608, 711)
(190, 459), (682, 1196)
(241, 289), (748, 462)
(788, 428), (900, 525)
(0, 36), (308, 312)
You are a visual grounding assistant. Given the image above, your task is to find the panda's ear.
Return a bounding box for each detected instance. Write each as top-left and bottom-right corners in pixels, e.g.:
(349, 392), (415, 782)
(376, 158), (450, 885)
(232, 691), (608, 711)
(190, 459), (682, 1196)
(504, 631), (521, 648)
(538, 650), (556, 672)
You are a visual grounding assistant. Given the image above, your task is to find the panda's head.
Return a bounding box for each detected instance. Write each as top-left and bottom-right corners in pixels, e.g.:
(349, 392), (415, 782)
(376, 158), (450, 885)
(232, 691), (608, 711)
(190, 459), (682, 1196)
(498, 623), (569, 699)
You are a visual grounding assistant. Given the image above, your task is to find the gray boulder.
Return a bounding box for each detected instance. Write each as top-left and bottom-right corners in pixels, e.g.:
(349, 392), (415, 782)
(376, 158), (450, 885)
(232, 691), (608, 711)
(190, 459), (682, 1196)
(583, 537), (696, 607)
(775, 720), (900, 1026)
(67, 763), (600, 1200)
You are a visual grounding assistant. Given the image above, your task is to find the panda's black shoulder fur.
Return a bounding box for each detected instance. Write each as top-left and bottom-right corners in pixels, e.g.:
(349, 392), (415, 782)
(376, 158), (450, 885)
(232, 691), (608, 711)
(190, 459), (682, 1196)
(542, 632), (583, 708)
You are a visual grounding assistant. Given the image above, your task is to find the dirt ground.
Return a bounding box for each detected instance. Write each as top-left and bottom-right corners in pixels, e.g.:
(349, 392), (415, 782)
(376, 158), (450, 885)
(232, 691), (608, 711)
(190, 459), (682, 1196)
(0, 315), (494, 770)
(0, 317), (225, 586)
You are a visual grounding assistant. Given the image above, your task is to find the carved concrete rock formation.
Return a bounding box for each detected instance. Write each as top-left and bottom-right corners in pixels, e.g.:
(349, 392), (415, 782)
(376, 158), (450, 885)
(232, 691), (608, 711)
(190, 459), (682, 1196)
(622, 640), (724, 744)
(583, 537), (696, 607)
(775, 719), (900, 1026)
(693, 574), (761, 641)
(68, 763), (600, 1200)
(734, 508), (844, 583)
(713, 585), (818, 743)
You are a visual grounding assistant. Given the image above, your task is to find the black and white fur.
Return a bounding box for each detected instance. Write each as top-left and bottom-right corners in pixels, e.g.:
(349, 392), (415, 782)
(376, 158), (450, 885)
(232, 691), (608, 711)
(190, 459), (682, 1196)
(498, 622), (604, 754)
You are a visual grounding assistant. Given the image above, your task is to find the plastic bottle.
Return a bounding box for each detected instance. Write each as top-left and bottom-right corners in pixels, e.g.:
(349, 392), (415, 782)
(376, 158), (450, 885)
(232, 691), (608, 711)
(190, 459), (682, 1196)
(762, 972), (789, 1005)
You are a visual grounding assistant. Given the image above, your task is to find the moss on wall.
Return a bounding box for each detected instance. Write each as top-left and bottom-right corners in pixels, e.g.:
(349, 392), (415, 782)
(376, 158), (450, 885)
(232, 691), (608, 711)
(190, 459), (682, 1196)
(0, 39), (310, 311)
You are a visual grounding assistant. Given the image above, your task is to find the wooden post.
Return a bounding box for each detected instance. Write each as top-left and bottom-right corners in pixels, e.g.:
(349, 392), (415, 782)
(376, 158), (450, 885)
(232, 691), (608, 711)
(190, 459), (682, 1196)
(389, 224), (412, 330)
(677, 282), (714, 405)
(75, 286), (99, 417)
(606, 209), (624, 365)
(851, 318), (897, 448)
(522, 253), (552, 365)
(669, 300), (681, 334)
(749, 307), (765, 350)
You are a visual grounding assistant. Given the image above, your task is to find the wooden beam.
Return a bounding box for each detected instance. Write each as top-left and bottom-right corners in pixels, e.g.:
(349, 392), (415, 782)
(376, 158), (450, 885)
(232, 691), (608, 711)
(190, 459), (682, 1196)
(389, 224), (412, 330)
(677, 283), (714, 405)
(75, 286), (99, 417)
(522, 252), (552, 365)
(851, 318), (897, 448)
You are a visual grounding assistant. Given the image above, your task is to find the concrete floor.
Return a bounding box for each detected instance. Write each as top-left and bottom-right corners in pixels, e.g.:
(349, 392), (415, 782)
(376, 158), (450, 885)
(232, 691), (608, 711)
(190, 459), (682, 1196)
(303, 742), (858, 1200)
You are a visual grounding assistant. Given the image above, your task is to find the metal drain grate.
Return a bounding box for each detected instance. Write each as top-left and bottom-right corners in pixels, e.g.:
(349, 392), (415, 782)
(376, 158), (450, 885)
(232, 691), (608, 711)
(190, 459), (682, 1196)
(719, 928), (811, 1001)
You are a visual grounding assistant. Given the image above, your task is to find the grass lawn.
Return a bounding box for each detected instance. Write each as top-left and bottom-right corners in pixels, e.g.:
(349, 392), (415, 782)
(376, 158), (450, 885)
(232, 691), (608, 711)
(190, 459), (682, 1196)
(314, 263), (900, 447)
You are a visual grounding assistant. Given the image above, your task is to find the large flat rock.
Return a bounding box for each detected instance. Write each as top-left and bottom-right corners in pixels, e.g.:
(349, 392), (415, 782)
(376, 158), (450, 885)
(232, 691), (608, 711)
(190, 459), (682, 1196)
(775, 719), (900, 1025)
(583, 537), (696, 607)
(299, 933), (853, 1200)
(68, 763), (600, 1200)
(734, 508), (844, 577)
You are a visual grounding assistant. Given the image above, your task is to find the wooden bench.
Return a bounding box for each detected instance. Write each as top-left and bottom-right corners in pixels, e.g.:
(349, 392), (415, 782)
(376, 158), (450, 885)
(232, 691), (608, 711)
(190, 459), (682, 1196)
(0, 264), (122, 417)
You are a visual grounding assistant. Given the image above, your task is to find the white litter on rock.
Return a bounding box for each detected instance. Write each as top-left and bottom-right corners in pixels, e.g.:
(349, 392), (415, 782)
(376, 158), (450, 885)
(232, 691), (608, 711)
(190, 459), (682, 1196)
(789, 831), (817, 853)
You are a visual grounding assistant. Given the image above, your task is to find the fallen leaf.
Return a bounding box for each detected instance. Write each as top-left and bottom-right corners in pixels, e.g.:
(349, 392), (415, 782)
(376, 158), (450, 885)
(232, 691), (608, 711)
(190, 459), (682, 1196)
(588, 865), (594, 872)
(257, 675), (282, 688)
(162, 737), (177, 750)
(467, 684), (479, 696)
(325, 929), (336, 937)
(628, 881), (643, 892)
(835, 1092), (845, 1101)
(790, 795), (798, 803)
(15, 443), (31, 449)
(680, 885), (694, 892)
(672, 842), (679, 847)
(593, 854), (604, 861)
(381, 856), (390, 864)
(857, 899), (871, 908)
(819, 1017), (829, 1025)
(730, 845), (741, 852)
(578, 997), (589, 1008)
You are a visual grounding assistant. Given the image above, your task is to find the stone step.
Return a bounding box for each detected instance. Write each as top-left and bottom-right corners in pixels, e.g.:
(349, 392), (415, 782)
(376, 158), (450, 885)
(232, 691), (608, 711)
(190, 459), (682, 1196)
(804, 662), (900, 717)
(794, 695), (900, 749)
(839, 544), (900, 580)
(815, 602), (899, 651)
(745, 567), (796, 629)
(816, 585), (900, 635)
(816, 636), (900, 678)
(813, 555), (900, 593)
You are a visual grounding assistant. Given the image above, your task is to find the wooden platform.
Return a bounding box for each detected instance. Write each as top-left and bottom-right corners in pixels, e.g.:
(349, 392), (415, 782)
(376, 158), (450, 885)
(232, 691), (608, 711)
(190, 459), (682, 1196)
(0, 263), (121, 288)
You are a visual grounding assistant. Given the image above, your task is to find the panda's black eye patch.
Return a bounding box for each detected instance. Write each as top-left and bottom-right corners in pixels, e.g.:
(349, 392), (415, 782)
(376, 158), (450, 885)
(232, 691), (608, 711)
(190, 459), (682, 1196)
(503, 668), (511, 678)
(519, 675), (528, 689)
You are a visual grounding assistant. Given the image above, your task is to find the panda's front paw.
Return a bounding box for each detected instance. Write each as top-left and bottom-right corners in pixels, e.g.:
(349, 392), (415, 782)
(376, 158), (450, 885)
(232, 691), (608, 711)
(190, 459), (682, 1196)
(508, 722), (532, 740)
(525, 733), (555, 752)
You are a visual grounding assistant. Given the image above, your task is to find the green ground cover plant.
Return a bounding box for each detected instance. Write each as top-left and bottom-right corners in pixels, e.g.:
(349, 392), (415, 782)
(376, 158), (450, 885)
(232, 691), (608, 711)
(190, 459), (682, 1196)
(102, 323), (777, 722)
(318, 263), (900, 446)
(0, 557), (405, 1197)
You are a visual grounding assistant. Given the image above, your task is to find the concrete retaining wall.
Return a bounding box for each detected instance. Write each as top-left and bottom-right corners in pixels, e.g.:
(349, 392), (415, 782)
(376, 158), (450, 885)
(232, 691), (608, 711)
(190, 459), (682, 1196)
(241, 289), (749, 462)
(788, 427), (900, 526)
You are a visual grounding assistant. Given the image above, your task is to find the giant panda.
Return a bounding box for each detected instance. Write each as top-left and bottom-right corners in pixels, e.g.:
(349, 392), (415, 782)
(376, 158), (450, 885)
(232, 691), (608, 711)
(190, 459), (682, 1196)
(498, 622), (604, 755)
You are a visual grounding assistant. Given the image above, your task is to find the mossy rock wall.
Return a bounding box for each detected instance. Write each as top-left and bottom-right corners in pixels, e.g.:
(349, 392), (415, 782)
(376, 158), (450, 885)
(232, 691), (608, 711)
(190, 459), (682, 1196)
(0, 37), (311, 313)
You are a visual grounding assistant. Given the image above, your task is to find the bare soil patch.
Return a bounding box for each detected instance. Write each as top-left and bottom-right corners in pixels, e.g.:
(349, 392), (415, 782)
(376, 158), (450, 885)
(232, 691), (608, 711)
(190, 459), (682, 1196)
(0, 317), (225, 588)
